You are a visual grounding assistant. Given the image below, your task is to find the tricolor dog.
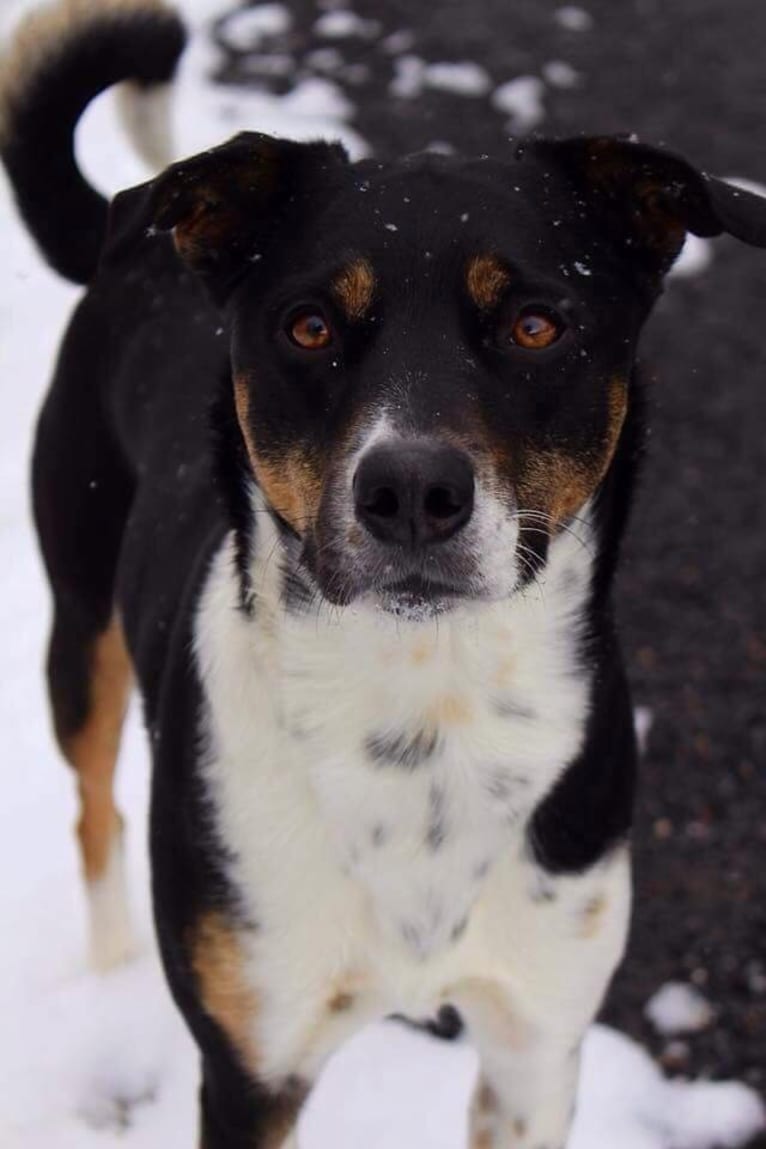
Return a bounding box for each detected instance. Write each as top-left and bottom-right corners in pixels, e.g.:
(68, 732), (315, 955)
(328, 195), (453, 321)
(3, 1), (766, 1146)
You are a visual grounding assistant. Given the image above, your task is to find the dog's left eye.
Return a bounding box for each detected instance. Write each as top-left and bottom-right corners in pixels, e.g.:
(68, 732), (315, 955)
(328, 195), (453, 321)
(287, 310), (333, 351)
(502, 306), (566, 351)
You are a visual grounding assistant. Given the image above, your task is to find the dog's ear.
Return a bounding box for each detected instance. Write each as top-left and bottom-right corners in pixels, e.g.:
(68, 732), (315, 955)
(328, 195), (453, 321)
(521, 135), (766, 277)
(102, 131), (350, 301)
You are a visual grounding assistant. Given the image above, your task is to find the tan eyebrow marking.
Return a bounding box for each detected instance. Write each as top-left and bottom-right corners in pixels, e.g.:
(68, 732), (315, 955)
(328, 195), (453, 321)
(331, 257), (376, 320)
(466, 254), (510, 310)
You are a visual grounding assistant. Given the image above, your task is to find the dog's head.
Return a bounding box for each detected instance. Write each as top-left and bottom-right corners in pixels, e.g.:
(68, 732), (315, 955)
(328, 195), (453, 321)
(108, 132), (766, 612)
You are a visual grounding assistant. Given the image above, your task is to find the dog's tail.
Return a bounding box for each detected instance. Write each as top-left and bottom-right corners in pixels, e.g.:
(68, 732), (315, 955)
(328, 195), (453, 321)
(0, 0), (186, 284)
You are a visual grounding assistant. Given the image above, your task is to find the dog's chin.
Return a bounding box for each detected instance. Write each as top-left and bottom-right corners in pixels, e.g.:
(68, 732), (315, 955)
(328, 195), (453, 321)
(313, 565), (483, 618)
(374, 575), (465, 619)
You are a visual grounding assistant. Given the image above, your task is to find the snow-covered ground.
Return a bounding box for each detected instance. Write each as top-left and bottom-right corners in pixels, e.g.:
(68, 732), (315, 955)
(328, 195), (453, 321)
(0, 3), (763, 1147)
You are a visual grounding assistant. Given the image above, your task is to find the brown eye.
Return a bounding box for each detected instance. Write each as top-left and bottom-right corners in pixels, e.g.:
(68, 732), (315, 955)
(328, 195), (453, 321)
(509, 309), (564, 350)
(288, 311), (332, 350)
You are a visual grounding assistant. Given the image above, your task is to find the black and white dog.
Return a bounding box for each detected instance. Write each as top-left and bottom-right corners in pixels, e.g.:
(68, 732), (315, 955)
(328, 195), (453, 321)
(3, 1), (766, 1146)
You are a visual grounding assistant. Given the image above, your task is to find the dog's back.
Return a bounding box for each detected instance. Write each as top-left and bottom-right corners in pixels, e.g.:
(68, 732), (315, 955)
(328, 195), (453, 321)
(0, 0), (225, 970)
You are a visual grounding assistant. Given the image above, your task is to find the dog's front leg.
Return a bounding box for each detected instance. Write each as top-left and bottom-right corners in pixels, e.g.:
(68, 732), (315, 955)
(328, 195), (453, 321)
(446, 979), (582, 1149)
(469, 1047), (580, 1149)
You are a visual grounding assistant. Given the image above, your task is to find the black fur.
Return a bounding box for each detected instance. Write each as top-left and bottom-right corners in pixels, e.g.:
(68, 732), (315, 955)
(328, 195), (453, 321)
(528, 620), (639, 873)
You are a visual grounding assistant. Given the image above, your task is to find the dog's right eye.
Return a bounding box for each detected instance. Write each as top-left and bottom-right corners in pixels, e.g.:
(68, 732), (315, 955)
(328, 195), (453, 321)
(505, 306), (566, 351)
(286, 310), (333, 351)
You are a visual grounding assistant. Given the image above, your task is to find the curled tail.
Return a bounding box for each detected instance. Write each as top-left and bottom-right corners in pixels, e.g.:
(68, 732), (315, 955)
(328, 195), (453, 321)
(0, 0), (186, 284)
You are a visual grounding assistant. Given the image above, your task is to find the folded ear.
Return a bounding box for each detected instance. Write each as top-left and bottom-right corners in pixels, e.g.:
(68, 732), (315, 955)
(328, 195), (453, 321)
(521, 135), (766, 277)
(102, 131), (349, 301)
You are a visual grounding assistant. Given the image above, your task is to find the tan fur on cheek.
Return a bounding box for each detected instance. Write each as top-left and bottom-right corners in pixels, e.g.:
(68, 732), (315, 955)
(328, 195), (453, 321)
(233, 375), (322, 532)
(518, 448), (596, 526)
(466, 254), (510, 310)
(191, 912), (260, 1078)
(516, 375), (629, 528)
(332, 257), (375, 320)
(605, 374), (629, 459)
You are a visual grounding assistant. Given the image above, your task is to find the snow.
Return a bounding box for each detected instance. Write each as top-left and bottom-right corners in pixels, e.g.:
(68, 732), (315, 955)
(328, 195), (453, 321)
(381, 28), (416, 56)
(139, 0), (368, 160)
(421, 61), (492, 97)
(645, 983), (716, 1037)
(555, 5), (594, 32)
(633, 706), (654, 756)
(0, 2), (764, 1147)
(390, 57), (492, 100)
(217, 3), (292, 52)
(314, 9), (381, 40)
(543, 59), (581, 88)
(390, 54), (427, 98)
(491, 75), (546, 131)
(237, 51), (295, 77)
(306, 46), (345, 73)
(668, 234), (714, 279)
(572, 1026), (764, 1149)
(724, 175), (766, 199)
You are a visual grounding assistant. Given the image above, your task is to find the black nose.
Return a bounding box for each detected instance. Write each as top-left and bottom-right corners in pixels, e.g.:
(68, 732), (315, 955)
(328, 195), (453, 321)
(353, 441), (475, 548)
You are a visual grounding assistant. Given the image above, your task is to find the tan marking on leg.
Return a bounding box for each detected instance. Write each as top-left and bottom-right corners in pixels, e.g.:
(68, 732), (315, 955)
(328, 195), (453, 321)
(327, 990), (355, 1013)
(233, 375), (322, 533)
(191, 911), (260, 1078)
(466, 254), (510, 310)
(428, 694), (474, 726)
(61, 616), (132, 882)
(261, 1079), (310, 1149)
(332, 257), (376, 320)
(579, 893), (608, 939)
(493, 658), (516, 689)
(477, 1082), (499, 1115)
(470, 1079), (498, 1149)
(199, 1078), (308, 1149)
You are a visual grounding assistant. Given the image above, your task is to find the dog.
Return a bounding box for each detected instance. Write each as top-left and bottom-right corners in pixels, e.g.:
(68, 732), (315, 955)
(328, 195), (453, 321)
(3, 1), (766, 1146)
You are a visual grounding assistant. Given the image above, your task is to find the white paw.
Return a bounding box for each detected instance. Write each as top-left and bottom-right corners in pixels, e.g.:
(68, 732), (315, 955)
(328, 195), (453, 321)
(87, 839), (137, 973)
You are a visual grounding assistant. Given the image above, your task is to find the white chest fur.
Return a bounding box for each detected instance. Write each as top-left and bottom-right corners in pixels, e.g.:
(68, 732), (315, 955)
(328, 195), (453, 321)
(193, 514), (629, 1082)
